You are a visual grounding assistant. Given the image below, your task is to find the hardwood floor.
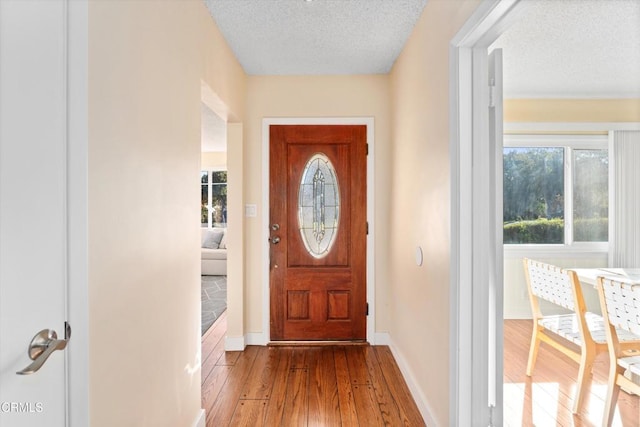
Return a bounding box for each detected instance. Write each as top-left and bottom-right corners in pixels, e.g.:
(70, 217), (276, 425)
(202, 316), (639, 426)
(201, 312), (425, 426)
(504, 319), (639, 426)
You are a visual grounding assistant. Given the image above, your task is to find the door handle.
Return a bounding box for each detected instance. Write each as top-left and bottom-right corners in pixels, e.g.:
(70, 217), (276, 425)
(16, 323), (71, 375)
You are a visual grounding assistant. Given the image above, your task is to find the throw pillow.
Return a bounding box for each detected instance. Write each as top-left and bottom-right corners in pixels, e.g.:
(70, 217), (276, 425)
(219, 230), (227, 249)
(202, 229), (224, 249)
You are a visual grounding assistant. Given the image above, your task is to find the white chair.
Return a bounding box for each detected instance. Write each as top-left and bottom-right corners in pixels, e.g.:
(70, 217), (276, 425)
(523, 258), (640, 414)
(596, 276), (640, 427)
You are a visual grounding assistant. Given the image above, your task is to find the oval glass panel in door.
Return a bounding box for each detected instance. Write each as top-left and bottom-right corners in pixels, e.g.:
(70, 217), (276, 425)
(298, 153), (340, 259)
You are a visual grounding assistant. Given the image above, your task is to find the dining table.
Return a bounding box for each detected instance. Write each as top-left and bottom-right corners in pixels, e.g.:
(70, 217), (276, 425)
(569, 267), (640, 287)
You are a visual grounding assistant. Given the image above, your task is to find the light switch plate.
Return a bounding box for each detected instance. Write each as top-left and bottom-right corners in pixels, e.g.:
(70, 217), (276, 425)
(245, 204), (257, 217)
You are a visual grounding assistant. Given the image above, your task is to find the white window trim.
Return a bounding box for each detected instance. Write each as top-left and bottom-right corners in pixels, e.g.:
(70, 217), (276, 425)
(503, 245), (608, 259)
(503, 134), (609, 257)
(505, 134), (608, 148)
(201, 168), (227, 228)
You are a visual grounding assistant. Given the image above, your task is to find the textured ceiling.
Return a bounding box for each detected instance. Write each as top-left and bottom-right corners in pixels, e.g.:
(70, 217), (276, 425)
(203, 0), (428, 75)
(492, 0), (640, 98)
(201, 0), (640, 150)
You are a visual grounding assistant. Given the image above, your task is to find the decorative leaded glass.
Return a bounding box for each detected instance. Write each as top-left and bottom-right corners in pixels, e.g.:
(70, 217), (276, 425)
(298, 153), (340, 258)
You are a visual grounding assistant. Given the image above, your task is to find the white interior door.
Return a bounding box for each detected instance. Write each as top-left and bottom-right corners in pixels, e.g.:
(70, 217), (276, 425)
(0, 1), (70, 425)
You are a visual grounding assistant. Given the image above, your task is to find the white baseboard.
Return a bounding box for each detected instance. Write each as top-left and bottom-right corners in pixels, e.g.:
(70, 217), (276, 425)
(192, 409), (205, 427)
(225, 332), (267, 350)
(246, 332), (267, 345)
(373, 332), (391, 345)
(224, 335), (245, 351)
(385, 337), (438, 427)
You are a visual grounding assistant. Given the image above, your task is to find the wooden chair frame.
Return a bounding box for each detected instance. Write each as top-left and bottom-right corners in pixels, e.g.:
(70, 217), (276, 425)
(596, 276), (640, 427)
(523, 258), (640, 414)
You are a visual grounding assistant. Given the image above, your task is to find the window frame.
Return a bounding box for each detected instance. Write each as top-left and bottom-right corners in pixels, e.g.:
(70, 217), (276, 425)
(201, 168), (227, 228)
(503, 134), (609, 257)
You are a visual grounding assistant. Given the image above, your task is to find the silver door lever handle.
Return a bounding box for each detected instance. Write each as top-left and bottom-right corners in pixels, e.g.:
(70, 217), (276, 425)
(16, 324), (71, 375)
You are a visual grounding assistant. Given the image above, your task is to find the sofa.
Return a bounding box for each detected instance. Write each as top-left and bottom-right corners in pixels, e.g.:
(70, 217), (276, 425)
(201, 227), (227, 276)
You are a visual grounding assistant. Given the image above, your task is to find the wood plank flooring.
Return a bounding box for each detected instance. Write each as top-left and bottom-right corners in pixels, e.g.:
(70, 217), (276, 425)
(201, 312), (425, 426)
(504, 319), (639, 426)
(203, 316), (639, 426)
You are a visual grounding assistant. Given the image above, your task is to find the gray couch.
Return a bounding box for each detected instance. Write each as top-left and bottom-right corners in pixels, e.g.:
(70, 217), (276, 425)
(201, 227), (227, 275)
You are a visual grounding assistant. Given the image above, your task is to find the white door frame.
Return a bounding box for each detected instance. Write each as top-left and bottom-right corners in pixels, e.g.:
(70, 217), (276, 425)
(449, 0), (528, 425)
(259, 117), (376, 345)
(67, 0), (90, 425)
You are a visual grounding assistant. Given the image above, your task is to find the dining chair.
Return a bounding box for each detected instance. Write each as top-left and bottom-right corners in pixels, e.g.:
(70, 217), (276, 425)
(596, 276), (640, 427)
(522, 258), (640, 414)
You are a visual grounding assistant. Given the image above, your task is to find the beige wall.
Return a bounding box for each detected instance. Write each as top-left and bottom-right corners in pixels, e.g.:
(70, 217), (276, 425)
(244, 75), (392, 333)
(505, 98), (640, 123)
(201, 151), (227, 169)
(85, 1), (640, 425)
(389, 0), (481, 424)
(88, 1), (245, 425)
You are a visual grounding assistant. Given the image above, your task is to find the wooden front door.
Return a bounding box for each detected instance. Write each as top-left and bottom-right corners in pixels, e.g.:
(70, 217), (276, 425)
(269, 125), (367, 341)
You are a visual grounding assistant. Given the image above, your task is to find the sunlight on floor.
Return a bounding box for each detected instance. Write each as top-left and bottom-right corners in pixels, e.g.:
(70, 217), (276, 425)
(504, 382), (560, 426)
(531, 382), (559, 426)
(586, 384), (626, 427)
(503, 382), (525, 426)
(504, 382), (628, 426)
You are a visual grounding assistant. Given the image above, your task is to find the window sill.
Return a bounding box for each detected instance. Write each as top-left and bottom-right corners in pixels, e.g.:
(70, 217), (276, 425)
(504, 244), (608, 259)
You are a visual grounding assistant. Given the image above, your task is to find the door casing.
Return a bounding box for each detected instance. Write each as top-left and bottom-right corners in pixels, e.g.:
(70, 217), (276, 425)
(67, 2), (90, 424)
(259, 117), (376, 346)
(449, 0), (527, 425)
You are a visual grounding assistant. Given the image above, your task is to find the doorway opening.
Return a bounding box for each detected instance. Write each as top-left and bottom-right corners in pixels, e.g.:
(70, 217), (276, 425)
(452, 0), (640, 425)
(199, 82), (244, 351)
(200, 102), (228, 336)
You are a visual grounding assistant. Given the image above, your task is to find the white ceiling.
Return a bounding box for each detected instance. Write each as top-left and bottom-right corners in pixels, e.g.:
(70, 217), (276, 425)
(201, 0), (640, 150)
(491, 0), (640, 98)
(203, 0), (428, 75)
(201, 0), (428, 151)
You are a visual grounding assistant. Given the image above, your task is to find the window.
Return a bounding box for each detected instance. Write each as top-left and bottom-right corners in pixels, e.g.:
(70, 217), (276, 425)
(201, 170), (227, 228)
(298, 153), (340, 259)
(503, 135), (608, 249)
